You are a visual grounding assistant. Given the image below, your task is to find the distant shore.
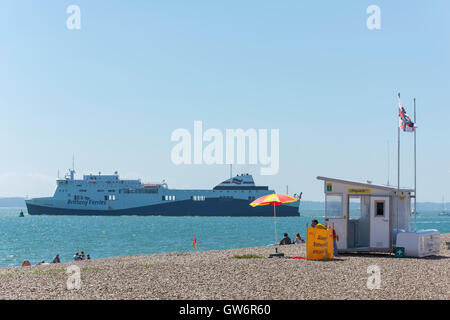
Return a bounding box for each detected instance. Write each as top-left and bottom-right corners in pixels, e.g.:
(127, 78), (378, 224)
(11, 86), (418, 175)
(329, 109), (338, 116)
(0, 234), (449, 300)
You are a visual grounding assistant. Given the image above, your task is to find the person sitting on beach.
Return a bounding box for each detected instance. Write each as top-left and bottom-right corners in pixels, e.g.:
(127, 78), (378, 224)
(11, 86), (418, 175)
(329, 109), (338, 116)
(80, 251), (85, 260)
(294, 233), (305, 244)
(36, 260), (48, 265)
(21, 260), (31, 267)
(73, 252), (81, 261)
(52, 254), (60, 264)
(86, 254), (91, 260)
(279, 233), (292, 245)
(311, 219), (327, 230)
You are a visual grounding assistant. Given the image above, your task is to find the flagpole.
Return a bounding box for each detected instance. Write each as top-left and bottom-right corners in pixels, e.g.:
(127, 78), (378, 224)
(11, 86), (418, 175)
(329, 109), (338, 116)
(414, 98), (417, 232)
(397, 93), (400, 236)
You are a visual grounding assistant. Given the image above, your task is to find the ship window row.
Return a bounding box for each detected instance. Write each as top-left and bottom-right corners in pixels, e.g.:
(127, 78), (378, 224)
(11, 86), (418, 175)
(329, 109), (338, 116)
(191, 195), (205, 201)
(212, 190), (257, 193)
(105, 195), (116, 201)
(139, 189), (158, 194)
(87, 178), (122, 183)
(162, 195), (175, 201)
(79, 189), (87, 192)
(120, 188), (158, 194)
(74, 195), (84, 200)
(219, 196), (234, 200)
(84, 180), (124, 184)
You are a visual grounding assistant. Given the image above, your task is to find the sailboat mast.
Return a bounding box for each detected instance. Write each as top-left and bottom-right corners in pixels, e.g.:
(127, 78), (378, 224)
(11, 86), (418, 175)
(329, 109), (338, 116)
(387, 140), (390, 186)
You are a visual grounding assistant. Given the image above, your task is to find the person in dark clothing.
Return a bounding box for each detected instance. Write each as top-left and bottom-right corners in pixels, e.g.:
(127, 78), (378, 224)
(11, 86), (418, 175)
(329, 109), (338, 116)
(52, 254), (60, 263)
(279, 233), (292, 245)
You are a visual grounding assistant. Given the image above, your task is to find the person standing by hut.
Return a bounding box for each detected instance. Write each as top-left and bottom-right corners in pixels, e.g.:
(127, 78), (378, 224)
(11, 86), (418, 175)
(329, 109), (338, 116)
(332, 229), (339, 257)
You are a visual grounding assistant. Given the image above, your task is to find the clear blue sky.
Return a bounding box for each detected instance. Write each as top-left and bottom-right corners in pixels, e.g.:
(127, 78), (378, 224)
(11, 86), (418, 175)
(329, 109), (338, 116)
(0, 0), (449, 201)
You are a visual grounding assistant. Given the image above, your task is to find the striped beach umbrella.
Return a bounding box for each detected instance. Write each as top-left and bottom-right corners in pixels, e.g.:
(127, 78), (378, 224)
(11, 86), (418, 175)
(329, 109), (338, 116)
(250, 194), (299, 245)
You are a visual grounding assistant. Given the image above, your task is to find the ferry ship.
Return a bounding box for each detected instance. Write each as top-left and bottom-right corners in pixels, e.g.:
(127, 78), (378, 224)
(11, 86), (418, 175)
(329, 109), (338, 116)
(25, 169), (300, 216)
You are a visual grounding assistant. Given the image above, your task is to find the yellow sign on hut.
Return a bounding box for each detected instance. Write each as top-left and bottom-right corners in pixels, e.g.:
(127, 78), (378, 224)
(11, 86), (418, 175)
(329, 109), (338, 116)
(348, 188), (371, 194)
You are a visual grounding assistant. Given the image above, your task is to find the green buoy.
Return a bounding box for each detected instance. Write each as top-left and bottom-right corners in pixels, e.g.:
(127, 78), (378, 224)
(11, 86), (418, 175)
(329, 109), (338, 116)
(19, 210), (24, 217)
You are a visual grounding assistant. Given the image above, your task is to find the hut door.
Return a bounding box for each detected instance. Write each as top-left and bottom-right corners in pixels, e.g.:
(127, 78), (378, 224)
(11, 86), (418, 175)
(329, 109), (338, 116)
(369, 197), (390, 248)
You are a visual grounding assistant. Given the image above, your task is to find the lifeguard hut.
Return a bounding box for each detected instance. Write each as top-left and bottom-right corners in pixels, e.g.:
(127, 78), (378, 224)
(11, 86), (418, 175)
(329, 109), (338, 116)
(316, 176), (413, 253)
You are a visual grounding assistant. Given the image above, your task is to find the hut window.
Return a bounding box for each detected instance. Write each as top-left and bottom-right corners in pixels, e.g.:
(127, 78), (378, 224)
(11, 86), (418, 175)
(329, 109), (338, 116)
(326, 195), (343, 218)
(375, 201), (385, 216)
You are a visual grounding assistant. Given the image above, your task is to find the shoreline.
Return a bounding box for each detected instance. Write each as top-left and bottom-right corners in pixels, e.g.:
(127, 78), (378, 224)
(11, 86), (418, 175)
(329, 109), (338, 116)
(0, 233), (449, 299)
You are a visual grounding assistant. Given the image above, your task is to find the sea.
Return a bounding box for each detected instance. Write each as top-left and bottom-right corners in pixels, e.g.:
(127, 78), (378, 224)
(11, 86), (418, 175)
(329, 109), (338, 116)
(0, 207), (449, 267)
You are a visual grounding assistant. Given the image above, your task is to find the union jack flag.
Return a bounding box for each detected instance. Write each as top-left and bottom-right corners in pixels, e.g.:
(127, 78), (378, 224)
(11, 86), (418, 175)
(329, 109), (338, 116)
(398, 97), (416, 132)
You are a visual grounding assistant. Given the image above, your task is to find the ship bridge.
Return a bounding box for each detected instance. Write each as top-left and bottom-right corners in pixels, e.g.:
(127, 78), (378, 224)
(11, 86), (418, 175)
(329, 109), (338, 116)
(213, 174), (269, 190)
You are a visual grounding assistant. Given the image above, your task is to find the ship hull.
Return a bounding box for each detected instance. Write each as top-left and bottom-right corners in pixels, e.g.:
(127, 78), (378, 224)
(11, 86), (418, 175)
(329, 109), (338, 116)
(26, 198), (299, 217)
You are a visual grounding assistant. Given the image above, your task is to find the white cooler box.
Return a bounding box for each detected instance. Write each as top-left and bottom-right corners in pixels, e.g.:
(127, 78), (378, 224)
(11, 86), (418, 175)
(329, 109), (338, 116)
(396, 230), (440, 257)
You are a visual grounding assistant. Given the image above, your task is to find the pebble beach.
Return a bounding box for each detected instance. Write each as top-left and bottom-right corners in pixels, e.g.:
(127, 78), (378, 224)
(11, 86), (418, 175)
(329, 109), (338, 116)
(0, 234), (448, 300)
